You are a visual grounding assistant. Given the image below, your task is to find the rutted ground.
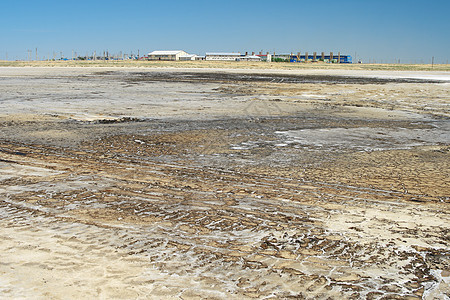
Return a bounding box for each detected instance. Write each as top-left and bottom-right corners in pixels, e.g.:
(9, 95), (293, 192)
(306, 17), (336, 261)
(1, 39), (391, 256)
(0, 68), (449, 299)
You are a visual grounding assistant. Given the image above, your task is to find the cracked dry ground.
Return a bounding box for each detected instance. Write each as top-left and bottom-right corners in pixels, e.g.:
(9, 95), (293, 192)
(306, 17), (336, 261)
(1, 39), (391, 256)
(1, 124), (449, 299)
(0, 69), (449, 299)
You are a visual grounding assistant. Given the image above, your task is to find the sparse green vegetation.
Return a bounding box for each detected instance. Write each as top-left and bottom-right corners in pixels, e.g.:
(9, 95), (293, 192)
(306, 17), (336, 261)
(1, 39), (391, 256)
(271, 57), (290, 62)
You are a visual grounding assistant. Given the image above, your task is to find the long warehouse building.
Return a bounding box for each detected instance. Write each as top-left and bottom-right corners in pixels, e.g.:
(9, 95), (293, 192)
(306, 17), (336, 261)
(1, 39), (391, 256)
(147, 50), (189, 61)
(289, 52), (352, 63)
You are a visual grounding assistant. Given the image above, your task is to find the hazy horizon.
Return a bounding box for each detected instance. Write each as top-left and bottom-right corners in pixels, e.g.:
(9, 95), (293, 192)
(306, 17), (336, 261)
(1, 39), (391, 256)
(1, 0), (449, 64)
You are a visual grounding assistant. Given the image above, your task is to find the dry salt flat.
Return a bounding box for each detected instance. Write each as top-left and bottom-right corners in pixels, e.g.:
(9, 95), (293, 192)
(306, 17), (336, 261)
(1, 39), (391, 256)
(0, 66), (449, 299)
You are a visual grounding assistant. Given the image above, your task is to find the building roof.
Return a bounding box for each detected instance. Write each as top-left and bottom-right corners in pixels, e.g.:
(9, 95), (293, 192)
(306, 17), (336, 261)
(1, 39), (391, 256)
(206, 52), (241, 56)
(148, 50), (185, 55)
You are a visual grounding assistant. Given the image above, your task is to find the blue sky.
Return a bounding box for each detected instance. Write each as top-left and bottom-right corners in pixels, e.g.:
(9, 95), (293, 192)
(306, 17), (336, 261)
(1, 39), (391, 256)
(1, 0), (449, 63)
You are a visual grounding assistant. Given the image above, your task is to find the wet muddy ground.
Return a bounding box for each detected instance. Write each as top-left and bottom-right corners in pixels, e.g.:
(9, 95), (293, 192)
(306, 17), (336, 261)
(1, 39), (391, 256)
(0, 67), (449, 299)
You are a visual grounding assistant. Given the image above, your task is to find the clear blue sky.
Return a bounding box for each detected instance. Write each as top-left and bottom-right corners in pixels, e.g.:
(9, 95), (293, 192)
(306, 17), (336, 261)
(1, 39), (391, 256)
(1, 0), (449, 63)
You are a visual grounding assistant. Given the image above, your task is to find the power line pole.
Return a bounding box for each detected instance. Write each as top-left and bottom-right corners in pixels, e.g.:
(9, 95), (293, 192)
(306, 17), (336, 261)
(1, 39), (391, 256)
(432, 56), (434, 68)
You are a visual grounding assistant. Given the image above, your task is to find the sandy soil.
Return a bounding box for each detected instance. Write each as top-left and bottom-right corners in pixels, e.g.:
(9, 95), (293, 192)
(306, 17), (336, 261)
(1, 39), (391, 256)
(1, 60), (450, 72)
(0, 67), (449, 299)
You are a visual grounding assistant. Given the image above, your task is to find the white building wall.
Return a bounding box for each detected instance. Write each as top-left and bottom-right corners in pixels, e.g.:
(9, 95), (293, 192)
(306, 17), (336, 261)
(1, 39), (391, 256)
(205, 53), (241, 61)
(175, 51), (188, 61)
(179, 55), (197, 61)
(147, 51), (188, 61)
(206, 56), (237, 61)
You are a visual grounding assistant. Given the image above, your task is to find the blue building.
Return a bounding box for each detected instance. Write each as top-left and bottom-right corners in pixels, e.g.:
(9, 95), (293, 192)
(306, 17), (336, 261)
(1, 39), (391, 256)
(289, 53), (352, 63)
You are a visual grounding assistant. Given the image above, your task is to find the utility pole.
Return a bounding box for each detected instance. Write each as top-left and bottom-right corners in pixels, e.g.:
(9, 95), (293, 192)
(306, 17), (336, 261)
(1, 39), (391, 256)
(432, 56), (434, 68)
(35, 48), (38, 61)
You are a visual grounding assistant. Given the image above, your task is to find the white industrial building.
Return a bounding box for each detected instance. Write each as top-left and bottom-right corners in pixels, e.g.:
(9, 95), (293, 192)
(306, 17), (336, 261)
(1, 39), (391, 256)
(147, 51), (262, 62)
(240, 55), (262, 61)
(205, 52), (241, 61)
(179, 54), (198, 61)
(147, 50), (188, 61)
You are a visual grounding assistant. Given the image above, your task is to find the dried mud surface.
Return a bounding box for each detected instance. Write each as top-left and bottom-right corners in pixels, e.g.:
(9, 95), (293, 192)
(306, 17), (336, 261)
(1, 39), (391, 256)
(0, 67), (449, 299)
